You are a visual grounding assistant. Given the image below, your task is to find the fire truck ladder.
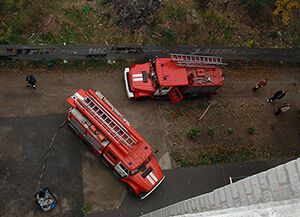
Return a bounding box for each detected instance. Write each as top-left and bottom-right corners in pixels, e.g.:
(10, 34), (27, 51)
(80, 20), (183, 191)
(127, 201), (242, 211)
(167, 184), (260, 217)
(170, 53), (227, 67)
(82, 96), (136, 148)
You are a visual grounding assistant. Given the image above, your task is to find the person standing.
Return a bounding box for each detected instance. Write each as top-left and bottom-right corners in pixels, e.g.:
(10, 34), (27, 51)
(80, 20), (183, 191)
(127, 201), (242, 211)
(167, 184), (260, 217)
(267, 90), (286, 102)
(253, 78), (268, 91)
(26, 75), (37, 89)
(274, 103), (292, 115)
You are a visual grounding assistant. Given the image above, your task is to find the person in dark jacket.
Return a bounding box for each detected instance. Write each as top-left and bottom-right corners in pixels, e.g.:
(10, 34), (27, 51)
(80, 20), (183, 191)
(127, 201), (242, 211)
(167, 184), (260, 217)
(26, 75), (37, 89)
(267, 90), (286, 102)
(275, 103), (292, 115)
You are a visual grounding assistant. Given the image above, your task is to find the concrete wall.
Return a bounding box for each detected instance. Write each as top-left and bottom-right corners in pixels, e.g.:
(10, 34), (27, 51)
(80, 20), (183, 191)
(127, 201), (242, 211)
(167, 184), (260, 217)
(142, 158), (300, 217)
(178, 199), (300, 217)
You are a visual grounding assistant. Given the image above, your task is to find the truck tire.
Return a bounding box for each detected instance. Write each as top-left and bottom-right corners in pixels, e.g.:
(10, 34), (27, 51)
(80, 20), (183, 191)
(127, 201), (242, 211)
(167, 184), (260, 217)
(126, 185), (134, 194)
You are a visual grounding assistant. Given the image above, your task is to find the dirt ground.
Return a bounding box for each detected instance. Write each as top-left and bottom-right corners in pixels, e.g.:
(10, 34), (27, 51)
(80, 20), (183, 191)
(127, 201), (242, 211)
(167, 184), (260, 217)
(162, 64), (300, 166)
(0, 62), (299, 216)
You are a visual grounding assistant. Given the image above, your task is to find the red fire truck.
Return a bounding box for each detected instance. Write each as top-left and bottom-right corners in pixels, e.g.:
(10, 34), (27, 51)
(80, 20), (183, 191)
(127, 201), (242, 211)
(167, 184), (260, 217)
(66, 89), (165, 199)
(124, 53), (226, 103)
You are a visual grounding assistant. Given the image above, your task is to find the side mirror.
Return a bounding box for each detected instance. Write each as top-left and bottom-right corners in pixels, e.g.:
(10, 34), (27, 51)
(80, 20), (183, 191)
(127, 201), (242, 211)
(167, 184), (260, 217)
(154, 149), (159, 154)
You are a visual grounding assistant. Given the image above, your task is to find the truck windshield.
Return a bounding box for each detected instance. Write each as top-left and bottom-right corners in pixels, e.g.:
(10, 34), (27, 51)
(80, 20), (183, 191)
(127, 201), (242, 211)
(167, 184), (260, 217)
(150, 64), (158, 88)
(130, 157), (150, 175)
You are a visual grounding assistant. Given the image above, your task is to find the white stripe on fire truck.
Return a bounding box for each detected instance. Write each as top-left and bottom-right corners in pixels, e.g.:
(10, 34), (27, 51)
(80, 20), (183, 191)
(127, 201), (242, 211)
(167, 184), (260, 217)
(132, 74), (143, 78)
(74, 92), (84, 101)
(149, 172), (158, 182)
(146, 175), (155, 185)
(133, 78), (143, 82)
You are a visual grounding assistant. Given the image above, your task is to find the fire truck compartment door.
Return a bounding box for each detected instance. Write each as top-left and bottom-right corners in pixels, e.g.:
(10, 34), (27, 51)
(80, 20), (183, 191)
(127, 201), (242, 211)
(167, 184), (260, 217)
(69, 115), (85, 135)
(70, 109), (102, 151)
(168, 87), (184, 104)
(85, 134), (101, 151)
(114, 162), (128, 178)
(154, 87), (171, 96)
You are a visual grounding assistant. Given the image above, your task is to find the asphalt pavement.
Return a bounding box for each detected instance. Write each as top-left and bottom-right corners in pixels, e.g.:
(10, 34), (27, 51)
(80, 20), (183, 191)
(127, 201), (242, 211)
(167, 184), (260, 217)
(87, 158), (292, 217)
(0, 114), (84, 217)
(0, 112), (294, 217)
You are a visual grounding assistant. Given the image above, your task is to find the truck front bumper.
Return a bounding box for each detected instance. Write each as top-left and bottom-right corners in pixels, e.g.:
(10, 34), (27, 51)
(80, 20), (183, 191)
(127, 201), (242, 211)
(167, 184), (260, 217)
(124, 67), (134, 99)
(140, 176), (166, 200)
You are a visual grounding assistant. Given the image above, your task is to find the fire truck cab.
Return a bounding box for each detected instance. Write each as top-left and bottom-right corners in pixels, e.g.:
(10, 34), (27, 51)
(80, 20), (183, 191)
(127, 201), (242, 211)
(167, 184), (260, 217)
(124, 53), (226, 103)
(66, 89), (165, 199)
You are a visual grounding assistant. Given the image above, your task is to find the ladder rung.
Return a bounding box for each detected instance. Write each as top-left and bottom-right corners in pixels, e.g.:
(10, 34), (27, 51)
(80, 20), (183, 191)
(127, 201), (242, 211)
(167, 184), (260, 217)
(170, 53), (226, 66)
(83, 95), (136, 147)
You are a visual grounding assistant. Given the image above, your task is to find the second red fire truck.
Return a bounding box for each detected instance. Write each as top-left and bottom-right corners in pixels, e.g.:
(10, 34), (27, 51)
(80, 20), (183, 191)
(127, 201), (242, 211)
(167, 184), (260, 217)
(66, 89), (165, 199)
(124, 53), (226, 103)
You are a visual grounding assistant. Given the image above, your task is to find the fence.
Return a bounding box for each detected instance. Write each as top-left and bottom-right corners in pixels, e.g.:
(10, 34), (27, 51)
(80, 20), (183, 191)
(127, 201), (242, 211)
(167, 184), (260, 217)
(0, 45), (300, 62)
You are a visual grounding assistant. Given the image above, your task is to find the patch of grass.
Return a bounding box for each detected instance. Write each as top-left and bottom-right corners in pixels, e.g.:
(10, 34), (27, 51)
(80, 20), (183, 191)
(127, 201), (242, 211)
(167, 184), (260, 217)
(61, 24), (78, 44)
(39, 32), (57, 44)
(198, 144), (257, 165)
(164, 2), (187, 21)
(161, 28), (176, 45)
(81, 203), (93, 213)
(223, 27), (235, 43)
(227, 127), (234, 135)
(247, 127), (256, 135)
(170, 148), (194, 167)
(208, 33), (217, 45)
(247, 39), (255, 48)
(239, 0), (276, 17)
(208, 126), (215, 137)
(187, 128), (201, 140)
(0, 15), (25, 44)
(82, 4), (92, 16)
(194, 0), (210, 11)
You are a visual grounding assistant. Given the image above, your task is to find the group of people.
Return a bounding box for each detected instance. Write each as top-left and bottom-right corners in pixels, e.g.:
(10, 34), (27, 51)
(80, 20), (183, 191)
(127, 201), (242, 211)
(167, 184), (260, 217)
(253, 79), (291, 115)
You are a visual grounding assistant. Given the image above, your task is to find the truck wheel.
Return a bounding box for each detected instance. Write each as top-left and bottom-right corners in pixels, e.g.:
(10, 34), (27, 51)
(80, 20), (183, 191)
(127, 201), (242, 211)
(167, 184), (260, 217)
(126, 185), (134, 194)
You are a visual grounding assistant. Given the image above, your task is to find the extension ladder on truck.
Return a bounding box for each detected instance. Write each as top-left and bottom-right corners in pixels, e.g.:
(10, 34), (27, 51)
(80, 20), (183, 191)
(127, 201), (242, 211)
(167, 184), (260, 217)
(76, 92), (137, 148)
(170, 53), (227, 68)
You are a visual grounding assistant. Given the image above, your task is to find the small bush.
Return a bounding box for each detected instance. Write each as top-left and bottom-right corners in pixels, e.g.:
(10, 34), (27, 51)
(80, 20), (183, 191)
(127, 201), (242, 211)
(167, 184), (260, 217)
(198, 144), (256, 165)
(161, 28), (176, 45)
(223, 27), (234, 43)
(240, 0), (276, 17)
(247, 39), (255, 48)
(194, 0), (210, 11)
(227, 127), (234, 134)
(187, 128), (201, 140)
(82, 4), (92, 16)
(208, 33), (217, 45)
(81, 203), (93, 213)
(208, 126), (215, 137)
(170, 149), (193, 167)
(247, 127), (256, 135)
